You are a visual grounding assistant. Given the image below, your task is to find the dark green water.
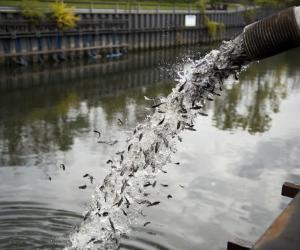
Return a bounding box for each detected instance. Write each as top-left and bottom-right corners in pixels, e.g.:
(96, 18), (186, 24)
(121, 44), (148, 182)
(0, 45), (300, 250)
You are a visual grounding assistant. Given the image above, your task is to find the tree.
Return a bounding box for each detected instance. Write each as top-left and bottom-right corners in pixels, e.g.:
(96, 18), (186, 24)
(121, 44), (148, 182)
(21, 0), (44, 20)
(49, 1), (79, 30)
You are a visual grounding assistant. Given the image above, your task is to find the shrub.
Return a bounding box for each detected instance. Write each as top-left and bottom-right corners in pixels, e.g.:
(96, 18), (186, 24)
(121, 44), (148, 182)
(49, 1), (79, 30)
(21, 0), (44, 20)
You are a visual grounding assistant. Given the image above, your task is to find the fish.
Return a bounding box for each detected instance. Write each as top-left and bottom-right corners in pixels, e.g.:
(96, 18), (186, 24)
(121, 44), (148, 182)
(109, 218), (116, 232)
(118, 119), (124, 125)
(178, 80), (187, 92)
(121, 180), (128, 194)
(144, 221), (151, 227)
(120, 154), (124, 163)
(83, 173), (89, 178)
(154, 142), (159, 153)
(152, 180), (157, 188)
(151, 102), (165, 108)
(167, 195), (173, 199)
(83, 211), (90, 221)
(137, 199), (152, 205)
(47, 176), (52, 181)
(102, 212), (109, 217)
(207, 97), (214, 101)
(179, 185), (184, 188)
(117, 197), (123, 207)
(78, 184), (87, 189)
(234, 72), (239, 80)
(177, 121), (181, 129)
(121, 209), (127, 216)
(161, 184), (168, 187)
(106, 159), (113, 164)
(97, 140), (118, 146)
(93, 240), (103, 244)
(161, 170), (167, 174)
(199, 112), (208, 116)
(124, 196), (130, 208)
(173, 162), (180, 165)
(60, 164), (65, 171)
(158, 116), (165, 125)
(93, 130), (101, 138)
(87, 237), (95, 244)
(128, 143), (133, 151)
(139, 133), (143, 141)
(147, 201), (160, 207)
(144, 182), (152, 187)
(89, 176), (94, 184)
(96, 201), (101, 211)
(191, 105), (202, 110)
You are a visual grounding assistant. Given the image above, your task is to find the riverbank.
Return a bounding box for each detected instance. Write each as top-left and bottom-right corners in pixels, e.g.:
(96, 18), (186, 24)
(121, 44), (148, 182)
(0, 6), (275, 65)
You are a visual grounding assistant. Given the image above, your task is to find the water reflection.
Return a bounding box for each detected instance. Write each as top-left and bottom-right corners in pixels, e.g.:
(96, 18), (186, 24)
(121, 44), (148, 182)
(0, 46), (300, 250)
(213, 52), (300, 134)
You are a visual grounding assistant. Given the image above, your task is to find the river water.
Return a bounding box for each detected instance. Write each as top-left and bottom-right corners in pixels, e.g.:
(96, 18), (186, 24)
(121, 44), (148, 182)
(0, 45), (300, 250)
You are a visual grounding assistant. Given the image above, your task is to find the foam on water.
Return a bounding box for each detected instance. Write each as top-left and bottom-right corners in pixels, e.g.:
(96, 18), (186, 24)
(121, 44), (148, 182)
(67, 36), (250, 250)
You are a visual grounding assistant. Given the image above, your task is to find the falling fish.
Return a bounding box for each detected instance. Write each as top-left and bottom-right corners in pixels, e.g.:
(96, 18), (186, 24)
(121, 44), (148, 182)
(154, 142), (159, 153)
(139, 133), (143, 141)
(86, 237), (95, 244)
(118, 119), (124, 125)
(78, 185), (87, 189)
(158, 116), (165, 125)
(121, 209), (127, 216)
(152, 180), (157, 188)
(102, 212), (109, 217)
(178, 80), (187, 92)
(151, 102), (165, 108)
(199, 112), (208, 116)
(147, 201), (160, 207)
(144, 182), (152, 187)
(93, 130), (101, 138)
(83, 211), (90, 221)
(60, 164), (65, 171)
(109, 218), (116, 232)
(93, 240), (103, 244)
(143, 221), (151, 227)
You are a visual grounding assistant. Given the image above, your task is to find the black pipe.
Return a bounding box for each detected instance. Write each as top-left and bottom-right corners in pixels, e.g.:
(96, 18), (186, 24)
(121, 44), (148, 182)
(242, 6), (300, 61)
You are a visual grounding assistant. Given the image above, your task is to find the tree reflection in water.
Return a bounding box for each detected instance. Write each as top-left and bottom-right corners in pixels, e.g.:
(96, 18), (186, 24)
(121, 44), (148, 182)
(212, 50), (300, 134)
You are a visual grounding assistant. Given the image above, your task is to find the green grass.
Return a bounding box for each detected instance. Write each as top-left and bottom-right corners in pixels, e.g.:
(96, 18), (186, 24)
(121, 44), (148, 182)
(0, 0), (199, 10)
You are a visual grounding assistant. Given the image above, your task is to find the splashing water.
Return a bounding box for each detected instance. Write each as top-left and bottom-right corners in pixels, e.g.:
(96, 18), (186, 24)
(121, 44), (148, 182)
(68, 36), (250, 249)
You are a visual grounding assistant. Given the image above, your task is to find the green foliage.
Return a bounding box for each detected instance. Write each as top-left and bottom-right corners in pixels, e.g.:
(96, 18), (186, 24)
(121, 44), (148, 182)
(21, 0), (44, 20)
(203, 15), (225, 39)
(195, 0), (206, 13)
(196, 1), (225, 39)
(49, 1), (79, 30)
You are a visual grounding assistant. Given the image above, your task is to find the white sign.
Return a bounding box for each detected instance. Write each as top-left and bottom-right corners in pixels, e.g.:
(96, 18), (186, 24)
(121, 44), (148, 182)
(185, 15), (196, 27)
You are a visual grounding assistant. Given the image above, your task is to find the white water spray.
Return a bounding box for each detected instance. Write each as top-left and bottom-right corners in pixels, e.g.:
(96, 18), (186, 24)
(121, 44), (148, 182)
(67, 36), (248, 250)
